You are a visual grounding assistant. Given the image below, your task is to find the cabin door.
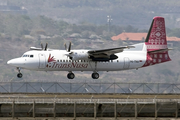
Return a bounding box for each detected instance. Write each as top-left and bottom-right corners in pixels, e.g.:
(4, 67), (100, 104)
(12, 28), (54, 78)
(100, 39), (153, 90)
(38, 54), (46, 69)
(123, 57), (130, 69)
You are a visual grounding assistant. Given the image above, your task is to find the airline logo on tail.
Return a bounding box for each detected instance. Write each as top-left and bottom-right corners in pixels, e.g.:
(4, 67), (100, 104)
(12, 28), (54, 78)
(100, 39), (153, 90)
(145, 17), (167, 51)
(143, 17), (171, 67)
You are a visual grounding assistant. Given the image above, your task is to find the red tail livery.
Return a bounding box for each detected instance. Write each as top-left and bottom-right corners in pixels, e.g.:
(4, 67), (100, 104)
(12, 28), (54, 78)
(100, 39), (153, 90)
(143, 17), (171, 67)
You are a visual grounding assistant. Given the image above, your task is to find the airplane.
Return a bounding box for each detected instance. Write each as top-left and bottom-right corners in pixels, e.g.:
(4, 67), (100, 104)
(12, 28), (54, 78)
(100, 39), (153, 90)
(7, 16), (171, 79)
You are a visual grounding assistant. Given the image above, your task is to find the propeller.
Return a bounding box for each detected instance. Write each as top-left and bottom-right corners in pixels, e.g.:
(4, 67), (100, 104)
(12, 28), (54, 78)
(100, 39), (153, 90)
(30, 43), (48, 51)
(40, 43), (48, 51)
(41, 43), (43, 50)
(64, 42), (73, 59)
(68, 42), (71, 52)
(44, 43), (48, 51)
(64, 42), (71, 52)
(64, 43), (67, 51)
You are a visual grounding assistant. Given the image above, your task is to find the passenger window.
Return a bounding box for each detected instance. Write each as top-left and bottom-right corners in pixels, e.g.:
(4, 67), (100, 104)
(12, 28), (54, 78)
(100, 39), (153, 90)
(60, 60), (62, 62)
(66, 60), (68, 62)
(30, 55), (34, 58)
(63, 60), (65, 62)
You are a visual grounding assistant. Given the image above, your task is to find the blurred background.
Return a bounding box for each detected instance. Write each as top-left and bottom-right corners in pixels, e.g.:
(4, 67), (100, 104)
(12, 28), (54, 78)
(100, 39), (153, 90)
(1, 0), (180, 83)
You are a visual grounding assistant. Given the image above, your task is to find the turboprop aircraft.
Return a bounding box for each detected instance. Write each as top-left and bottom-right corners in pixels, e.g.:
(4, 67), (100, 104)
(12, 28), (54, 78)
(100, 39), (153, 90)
(7, 17), (171, 79)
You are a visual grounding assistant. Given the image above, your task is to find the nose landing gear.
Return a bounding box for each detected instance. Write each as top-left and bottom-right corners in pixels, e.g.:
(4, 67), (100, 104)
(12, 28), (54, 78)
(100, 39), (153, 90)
(17, 67), (23, 78)
(17, 73), (23, 78)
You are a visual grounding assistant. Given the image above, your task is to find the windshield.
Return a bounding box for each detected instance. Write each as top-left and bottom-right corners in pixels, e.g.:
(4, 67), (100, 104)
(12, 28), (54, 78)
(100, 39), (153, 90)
(22, 54), (34, 58)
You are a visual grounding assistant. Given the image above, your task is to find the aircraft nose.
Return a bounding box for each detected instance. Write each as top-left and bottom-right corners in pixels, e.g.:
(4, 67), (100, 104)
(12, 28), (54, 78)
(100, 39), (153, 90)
(7, 59), (16, 65)
(7, 58), (25, 67)
(7, 59), (18, 65)
(7, 60), (11, 65)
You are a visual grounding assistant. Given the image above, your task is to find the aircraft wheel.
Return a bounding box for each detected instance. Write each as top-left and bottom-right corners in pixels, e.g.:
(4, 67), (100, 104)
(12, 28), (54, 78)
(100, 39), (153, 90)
(67, 73), (75, 79)
(92, 73), (99, 79)
(17, 73), (23, 78)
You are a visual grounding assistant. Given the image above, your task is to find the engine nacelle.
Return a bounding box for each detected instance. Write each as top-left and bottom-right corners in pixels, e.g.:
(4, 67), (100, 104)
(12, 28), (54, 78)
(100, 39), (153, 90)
(89, 54), (118, 61)
(67, 50), (118, 61)
(69, 50), (89, 60)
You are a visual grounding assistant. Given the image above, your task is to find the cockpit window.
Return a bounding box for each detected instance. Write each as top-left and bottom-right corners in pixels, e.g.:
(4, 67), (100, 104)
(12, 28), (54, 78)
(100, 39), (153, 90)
(22, 54), (34, 58)
(23, 55), (28, 57)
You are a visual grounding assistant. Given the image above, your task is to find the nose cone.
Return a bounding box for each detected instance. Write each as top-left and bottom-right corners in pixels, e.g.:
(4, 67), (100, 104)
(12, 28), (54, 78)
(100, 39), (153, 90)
(7, 58), (25, 67)
(7, 60), (11, 65)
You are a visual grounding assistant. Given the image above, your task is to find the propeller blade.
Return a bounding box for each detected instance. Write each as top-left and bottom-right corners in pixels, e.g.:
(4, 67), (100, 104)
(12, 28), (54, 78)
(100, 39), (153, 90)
(64, 43), (67, 51)
(44, 43), (48, 51)
(41, 43), (43, 50)
(68, 42), (71, 52)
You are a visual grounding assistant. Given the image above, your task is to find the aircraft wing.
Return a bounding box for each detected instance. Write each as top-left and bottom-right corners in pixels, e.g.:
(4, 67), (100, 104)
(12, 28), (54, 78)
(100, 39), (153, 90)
(88, 46), (135, 55)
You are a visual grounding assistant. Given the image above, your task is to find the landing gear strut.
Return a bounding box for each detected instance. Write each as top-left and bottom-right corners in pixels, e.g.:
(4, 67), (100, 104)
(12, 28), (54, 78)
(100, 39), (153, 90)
(92, 73), (99, 79)
(17, 67), (23, 78)
(67, 72), (75, 79)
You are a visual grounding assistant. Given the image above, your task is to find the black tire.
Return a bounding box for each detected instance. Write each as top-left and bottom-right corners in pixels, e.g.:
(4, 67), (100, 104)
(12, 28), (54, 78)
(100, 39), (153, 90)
(67, 73), (75, 79)
(92, 73), (99, 79)
(17, 73), (23, 78)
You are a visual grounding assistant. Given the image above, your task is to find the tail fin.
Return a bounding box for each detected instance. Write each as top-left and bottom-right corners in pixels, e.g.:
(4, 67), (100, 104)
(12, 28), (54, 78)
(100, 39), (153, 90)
(145, 17), (167, 51)
(143, 17), (171, 67)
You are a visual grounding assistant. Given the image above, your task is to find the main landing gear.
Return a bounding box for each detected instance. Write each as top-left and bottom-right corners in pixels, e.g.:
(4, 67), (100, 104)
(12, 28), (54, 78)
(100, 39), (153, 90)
(92, 72), (99, 79)
(67, 72), (75, 79)
(66, 72), (99, 79)
(17, 67), (23, 78)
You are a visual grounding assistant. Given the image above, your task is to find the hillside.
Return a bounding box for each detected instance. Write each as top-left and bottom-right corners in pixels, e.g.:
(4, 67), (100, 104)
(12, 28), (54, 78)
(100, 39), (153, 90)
(0, 13), (179, 83)
(4, 0), (180, 29)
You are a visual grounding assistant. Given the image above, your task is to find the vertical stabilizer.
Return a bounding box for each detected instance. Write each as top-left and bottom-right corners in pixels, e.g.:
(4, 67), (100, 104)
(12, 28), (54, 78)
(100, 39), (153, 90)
(143, 17), (171, 67)
(145, 17), (167, 51)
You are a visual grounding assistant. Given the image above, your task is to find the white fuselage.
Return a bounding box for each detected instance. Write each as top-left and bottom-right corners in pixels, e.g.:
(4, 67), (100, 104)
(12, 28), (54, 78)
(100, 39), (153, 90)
(7, 17), (172, 79)
(7, 43), (147, 72)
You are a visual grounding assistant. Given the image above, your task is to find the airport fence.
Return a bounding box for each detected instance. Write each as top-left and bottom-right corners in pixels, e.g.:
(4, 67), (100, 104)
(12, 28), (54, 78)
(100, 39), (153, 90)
(0, 82), (179, 93)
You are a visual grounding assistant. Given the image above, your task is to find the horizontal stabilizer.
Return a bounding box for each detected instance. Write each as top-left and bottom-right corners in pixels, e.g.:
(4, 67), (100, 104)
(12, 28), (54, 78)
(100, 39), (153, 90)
(148, 48), (172, 54)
